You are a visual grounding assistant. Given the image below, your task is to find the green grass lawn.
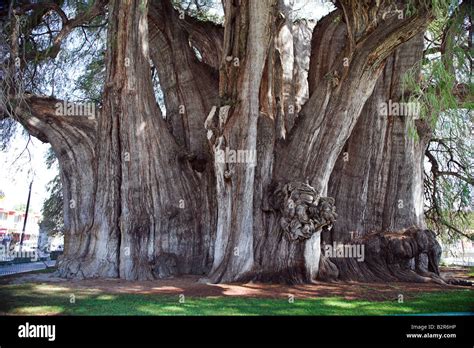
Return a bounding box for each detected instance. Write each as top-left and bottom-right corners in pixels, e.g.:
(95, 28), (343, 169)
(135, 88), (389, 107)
(0, 282), (472, 315)
(468, 267), (474, 277)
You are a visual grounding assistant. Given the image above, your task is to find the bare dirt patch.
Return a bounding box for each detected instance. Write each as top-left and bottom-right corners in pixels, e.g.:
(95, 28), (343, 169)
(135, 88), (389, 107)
(2, 266), (472, 301)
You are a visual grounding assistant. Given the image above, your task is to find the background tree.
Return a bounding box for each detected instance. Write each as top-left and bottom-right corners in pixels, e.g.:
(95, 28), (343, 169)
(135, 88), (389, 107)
(40, 148), (64, 237)
(416, 0), (473, 245)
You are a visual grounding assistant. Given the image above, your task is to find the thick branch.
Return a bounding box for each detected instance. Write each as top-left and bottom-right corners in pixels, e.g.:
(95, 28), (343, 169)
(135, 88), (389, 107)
(11, 95), (97, 145)
(22, 0), (107, 61)
(13, 2), (68, 24)
(177, 11), (223, 70)
(275, 6), (432, 191)
(148, 0), (219, 166)
(149, 0), (223, 70)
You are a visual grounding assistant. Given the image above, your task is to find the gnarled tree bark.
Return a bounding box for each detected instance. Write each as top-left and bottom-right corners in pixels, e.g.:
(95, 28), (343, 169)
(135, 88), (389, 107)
(3, 0), (444, 285)
(322, 34), (443, 284)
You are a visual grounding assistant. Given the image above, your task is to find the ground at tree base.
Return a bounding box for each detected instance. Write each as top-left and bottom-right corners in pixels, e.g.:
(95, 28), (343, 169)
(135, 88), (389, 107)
(1, 266), (472, 302)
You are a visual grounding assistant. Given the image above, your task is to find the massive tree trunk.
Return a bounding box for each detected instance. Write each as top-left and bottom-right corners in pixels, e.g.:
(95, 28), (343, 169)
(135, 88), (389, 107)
(13, 0), (216, 280)
(96, 0), (215, 280)
(321, 34), (443, 283)
(3, 0), (439, 284)
(206, 1), (433, 283)
(204, 0), (280, 283)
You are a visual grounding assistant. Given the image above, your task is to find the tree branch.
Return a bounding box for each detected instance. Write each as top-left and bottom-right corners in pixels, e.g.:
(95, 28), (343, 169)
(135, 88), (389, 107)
(11, 95), (97, 144)
(437, 171), (474, 185)
(148, 0), (219, 164)
(149, 0), (223, 70)
(276, 5), (431, 186)
(22, 0), (108, 61)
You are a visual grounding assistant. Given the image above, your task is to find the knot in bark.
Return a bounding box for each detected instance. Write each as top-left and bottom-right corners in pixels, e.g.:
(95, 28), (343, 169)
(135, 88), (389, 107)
(272, 181), (337, 241)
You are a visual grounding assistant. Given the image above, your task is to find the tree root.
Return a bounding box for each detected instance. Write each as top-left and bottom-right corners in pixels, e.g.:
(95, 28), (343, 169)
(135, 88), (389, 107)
(318, 227), (468, 285)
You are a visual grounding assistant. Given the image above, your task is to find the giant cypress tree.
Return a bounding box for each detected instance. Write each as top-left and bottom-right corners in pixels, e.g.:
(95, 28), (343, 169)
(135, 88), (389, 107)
(1, 0), (455, 283)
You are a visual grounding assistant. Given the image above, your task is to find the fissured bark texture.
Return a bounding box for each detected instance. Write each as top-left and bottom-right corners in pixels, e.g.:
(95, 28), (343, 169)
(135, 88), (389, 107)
(10, 0), (438, 284)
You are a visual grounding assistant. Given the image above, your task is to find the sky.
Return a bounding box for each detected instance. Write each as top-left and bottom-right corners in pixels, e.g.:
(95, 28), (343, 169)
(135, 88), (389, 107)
(207, 0), (334, 21)
(0, 132), (57, 214)
(289, 0), (335, 20)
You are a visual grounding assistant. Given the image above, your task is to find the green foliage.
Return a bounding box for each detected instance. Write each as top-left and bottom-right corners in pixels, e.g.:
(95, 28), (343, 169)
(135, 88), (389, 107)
(75, 55), (105, 103)
(13, 203), (27, 212)
(40, 149), (63, 237)
(15, 1), (107, 101)
(40, 174), (63, 237)
(0, 118), (18, 151)
(402, 1), (474, 242)
(171, 0), (223, 24)
(405, 0), (455, 18)
(403, 60), (460, 127)
(66, 0), (96, 15)
(468, 267), (474, 277)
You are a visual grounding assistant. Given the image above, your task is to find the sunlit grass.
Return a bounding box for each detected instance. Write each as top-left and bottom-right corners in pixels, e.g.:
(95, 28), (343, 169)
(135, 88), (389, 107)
(14, 305), (64, 315)
(0, 283), (472, 316)
(468, 267), (474, 277)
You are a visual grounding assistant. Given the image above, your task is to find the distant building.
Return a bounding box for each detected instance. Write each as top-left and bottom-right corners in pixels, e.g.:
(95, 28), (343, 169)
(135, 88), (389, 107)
(0, 205), (41, 248)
